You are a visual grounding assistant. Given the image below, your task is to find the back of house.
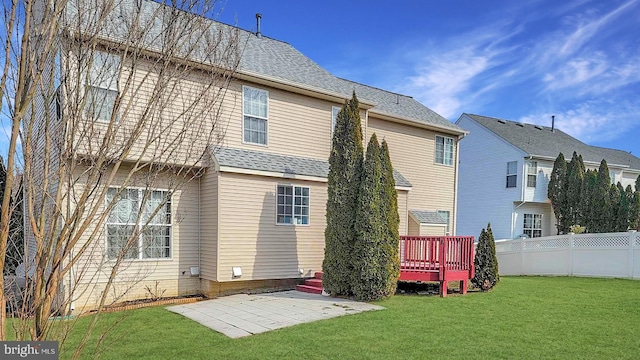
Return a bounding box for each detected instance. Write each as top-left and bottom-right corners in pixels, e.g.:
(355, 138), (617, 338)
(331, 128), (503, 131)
(27, 0), (467, 313)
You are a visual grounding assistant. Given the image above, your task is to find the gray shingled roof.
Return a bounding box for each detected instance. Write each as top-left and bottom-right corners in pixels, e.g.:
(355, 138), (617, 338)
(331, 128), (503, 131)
(214, 147), (413, 188)
(465, 114), (640, 170)
(409, 210), (447, 224)
(336, 79), (462, 133)
(70, 0), (463, 135)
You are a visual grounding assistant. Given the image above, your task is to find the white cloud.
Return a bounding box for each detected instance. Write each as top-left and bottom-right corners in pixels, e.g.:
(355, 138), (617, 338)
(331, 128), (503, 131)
(518, 101), (640, 144)
(404, 49), (493, 118)
(558, 0), (637, 57)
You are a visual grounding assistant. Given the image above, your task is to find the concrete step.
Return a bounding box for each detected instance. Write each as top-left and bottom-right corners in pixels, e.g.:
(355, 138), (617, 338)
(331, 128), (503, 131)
(296, 284), (322, 295)
(314, 271), (323, 279)
(305, 278), (323, 287)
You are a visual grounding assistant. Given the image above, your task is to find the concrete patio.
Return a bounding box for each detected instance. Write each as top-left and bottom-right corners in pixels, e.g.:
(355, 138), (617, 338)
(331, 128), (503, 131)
(167, 290), (384, 338)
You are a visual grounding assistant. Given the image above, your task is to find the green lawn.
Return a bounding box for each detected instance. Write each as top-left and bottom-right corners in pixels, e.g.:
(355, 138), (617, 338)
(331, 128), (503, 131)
(36, 277), (640, 359)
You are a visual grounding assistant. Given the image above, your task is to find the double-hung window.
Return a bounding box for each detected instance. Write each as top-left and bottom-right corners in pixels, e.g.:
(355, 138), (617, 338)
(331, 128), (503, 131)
(243, 86), (268, 145)
(523, 213), (542, 238)
(86, 51), (120, 122)
(106, 188), (172, 260)
(435, 136), (454, 165)
(277, 185), (309, 225)
(527, 161), (537, 187)
(506, 161), (517, 188)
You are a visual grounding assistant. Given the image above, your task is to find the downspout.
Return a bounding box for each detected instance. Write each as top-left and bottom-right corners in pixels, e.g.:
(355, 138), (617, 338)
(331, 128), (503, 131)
(453, 133), (465, 236)
(198, 175), (201, 285)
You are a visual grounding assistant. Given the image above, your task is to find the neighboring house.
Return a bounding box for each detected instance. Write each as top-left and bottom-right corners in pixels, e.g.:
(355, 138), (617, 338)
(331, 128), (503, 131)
(29, 0), (467, 312)
(455, 114), (640, 240)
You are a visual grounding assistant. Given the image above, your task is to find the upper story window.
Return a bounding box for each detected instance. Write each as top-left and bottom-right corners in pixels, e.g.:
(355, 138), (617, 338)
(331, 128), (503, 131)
(106, 188), (172, 260)
(506, 161), (517, 188)
(609, 170), (616, 185)
(86, 51), (120, 122)
(435, 136), (454, 165)
(523, 213), (542, 238)
(527, 161), (537, 187)
(243, 86), (268, 145)
(331, 106), (341, 138)
(277, 185), (309, 225)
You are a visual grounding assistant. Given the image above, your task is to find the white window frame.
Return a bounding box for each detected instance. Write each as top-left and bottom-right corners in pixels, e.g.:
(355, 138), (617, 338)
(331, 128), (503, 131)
(276, 185), (310, 226)
(105, 187), (172, 260)
(242, 85), (269, 146)
(437, 210), (451, 235)
(85, 51), (120, 122)
(435, 135), (454, 166)
(506, 161), (518, 188)
(331, 106), (341, 138)
(527, 161), (537, 187)
(523, 213), (542, 238)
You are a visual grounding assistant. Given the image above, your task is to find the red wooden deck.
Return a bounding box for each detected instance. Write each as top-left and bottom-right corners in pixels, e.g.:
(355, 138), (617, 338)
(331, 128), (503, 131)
(399, 236), (475, 297)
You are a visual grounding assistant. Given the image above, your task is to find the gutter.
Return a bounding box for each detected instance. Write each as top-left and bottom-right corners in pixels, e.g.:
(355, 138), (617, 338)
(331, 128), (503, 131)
(370, 110), (468, 137)
(235, 71), (376, 109)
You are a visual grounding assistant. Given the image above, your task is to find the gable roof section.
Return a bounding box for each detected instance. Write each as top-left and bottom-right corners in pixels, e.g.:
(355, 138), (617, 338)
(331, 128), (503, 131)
(214, 147), (413, 188)
(409, 210), (447, 225)
(337, 79), (462, 134)
(72, 0), (464, 136)
(464, 114), (640, 170)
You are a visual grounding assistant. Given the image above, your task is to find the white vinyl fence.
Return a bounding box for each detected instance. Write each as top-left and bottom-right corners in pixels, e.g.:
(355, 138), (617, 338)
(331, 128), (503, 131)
(495, 231), (640, 279)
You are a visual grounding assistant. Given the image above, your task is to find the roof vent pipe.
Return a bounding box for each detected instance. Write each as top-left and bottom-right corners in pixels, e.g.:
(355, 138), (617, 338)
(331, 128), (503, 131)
(256, 13), (262, 38)
(551, 115), (555, 132)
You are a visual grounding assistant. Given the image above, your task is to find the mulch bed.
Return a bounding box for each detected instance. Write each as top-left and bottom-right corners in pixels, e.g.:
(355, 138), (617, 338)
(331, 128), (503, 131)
(83, 294), (205, 315)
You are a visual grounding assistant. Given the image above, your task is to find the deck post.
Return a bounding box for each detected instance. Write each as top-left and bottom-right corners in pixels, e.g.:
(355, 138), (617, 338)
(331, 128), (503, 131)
(439, 238), (447, 297)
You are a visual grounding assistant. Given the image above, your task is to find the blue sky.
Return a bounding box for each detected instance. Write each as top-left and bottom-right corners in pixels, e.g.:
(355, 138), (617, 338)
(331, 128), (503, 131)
(217, 0), (640, 156)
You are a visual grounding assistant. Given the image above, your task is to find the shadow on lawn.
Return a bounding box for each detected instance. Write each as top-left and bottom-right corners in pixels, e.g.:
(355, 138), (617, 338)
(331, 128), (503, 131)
(396, 281), (482, 296)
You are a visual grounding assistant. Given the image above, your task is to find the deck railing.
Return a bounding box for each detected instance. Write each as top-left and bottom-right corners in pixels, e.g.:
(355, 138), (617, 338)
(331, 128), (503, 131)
(400, 236), (475, 273)
(399, 236), (475, 296)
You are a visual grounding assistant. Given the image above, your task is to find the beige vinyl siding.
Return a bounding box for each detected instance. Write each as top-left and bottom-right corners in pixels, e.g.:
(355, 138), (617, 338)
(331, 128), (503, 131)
(221, 81), (341, 160)
(70, 166), (200, 311)
(408, 216), (419, 236)
(73, 57), (229, 166)
(407, 217), (446, 236)
(420, 224), (446, 236)
(368, 117), (457, 234)
(217, 172), (327, 281)
(200, 168), (218, 281)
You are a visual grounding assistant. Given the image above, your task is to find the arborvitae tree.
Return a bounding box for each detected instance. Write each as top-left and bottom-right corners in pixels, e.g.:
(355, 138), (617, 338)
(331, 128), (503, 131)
(352, 134), (386, 301)
(616, 184), (632, 232)
(636, 175), (640, 192)
(592, 159), (611, 233)
(565, 152), (585, 228)
(607, 184), (620, 233)
(323, 92), (363, 296)
(472, 223), (499, 291)
(548, 153), (568, 234)
(378, 139), (400, 297)
(581, 169), (597, 232)
(630, 189), (640, 231)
